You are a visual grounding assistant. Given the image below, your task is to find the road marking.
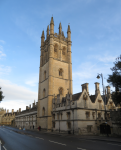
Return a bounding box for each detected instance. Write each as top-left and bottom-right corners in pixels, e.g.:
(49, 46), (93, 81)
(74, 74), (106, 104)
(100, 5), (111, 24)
(36, 137), (44, 140)
(77, 148), (86, 150)
(28, 135), (33, 137)
(107, 143), (121, 146)
(3, 146), (7, 150)
(49, 140), (66, 146)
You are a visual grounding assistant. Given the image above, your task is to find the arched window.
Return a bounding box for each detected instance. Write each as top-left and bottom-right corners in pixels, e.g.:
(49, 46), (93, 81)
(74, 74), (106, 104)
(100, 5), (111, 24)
(43, 89), (46, 98)
(59, 69), (63, 76)
(62, 47), (66, 55)
(42, 107), (45, 116)
(44, 71), (46, 80)
(59, 87), (63, 95)
(62, 47), (66, 61)
(54, 44), (58, 58)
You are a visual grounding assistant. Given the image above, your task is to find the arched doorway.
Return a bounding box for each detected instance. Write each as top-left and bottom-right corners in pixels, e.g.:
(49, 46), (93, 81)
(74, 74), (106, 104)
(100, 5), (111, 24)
(100, 123), (111, 134)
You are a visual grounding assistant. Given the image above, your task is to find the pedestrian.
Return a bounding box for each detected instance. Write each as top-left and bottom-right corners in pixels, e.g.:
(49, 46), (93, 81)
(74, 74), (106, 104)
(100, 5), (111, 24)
(33, 125), (34, 129)
(38, 126), (40, 131)
(40, 126), (41, 131)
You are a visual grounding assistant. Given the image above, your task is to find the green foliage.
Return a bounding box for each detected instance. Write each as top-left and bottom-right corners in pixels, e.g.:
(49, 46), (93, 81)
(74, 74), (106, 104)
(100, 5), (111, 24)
(0, 87), (4, 102)
(107, 55), (121, 105)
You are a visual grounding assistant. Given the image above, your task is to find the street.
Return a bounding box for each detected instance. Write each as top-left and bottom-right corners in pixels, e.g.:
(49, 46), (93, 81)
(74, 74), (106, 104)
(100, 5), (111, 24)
(0, 126), (121, 150)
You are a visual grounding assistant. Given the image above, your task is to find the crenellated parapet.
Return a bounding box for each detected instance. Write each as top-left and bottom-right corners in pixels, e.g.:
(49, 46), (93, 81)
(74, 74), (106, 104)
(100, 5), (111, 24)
(52, 92), (74, 110)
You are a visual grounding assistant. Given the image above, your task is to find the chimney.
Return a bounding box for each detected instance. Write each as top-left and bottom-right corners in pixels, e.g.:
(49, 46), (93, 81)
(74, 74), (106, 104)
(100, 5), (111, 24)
(33, 103), (35, 107)
(94, 82), (100, 96)
(26, 106), (28, 110)
(29, 104), (31, 109)
(19, 108), (21, 112)
(106, 86), (110, 94)
(7, 109), (9, 113)
(36, 102), (38, 106)
(12, 109), (14, 114)
(106, 86), (111, 99)
(81, 83), (89, 94)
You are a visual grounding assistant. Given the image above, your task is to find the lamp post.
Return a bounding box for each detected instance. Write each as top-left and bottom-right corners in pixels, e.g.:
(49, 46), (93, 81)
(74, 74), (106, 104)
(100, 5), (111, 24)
(96, 74), (107, 128)
(73, 109), (74, 134)
(59, 111), (60, 133)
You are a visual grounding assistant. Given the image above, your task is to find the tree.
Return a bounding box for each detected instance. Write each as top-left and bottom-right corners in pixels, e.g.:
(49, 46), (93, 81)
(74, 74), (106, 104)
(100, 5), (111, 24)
(107, 55), (121, 105)
(0, 87), (4, 102)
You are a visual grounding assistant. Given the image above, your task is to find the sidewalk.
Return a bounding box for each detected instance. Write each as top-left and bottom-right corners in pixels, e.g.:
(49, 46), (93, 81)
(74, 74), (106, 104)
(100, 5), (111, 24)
(27, 129), (121, 143)
(76, 135), (121, 143)
(5, 126), (121, 143)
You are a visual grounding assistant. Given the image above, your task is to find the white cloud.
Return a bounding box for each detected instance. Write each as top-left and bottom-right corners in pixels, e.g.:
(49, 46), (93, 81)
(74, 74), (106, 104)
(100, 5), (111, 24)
(0, 79), (38, 111)
(0, 51), (6, 59)
(25, 74), (38, 87)
(0, 45), (6, 59)
(0, 65), (11, 75)
(0, 40), (5, 44)
(72, 57), (113, 94)
(87, 54), (116, 63)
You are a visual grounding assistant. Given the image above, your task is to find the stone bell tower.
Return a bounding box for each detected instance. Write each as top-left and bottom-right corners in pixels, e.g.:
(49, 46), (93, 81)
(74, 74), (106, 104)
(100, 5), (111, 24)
(37, 17), (73, 130)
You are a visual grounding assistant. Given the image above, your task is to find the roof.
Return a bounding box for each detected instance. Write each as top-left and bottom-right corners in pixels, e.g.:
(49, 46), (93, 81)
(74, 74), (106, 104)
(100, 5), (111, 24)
(72, 92), (82, 101)
(101, 95), (108, 104)
(16, 106), (37, 116)
(90, 95), (96, 103)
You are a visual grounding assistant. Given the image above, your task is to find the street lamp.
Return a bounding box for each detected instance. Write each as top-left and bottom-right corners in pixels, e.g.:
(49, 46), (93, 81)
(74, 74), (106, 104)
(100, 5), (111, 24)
(96, 73), (107, 123)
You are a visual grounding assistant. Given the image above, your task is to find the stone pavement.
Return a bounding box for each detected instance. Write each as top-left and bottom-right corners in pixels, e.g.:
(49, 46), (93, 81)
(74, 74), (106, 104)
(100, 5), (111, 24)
(26, 128), (121, 143)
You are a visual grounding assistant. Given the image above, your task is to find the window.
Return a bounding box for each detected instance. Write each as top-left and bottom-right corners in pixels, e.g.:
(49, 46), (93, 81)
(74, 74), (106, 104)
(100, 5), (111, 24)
(67, 112), (70, 120)
(98, 113), (101, 119)
(57, 113), (59, 120)
(92, 112), (95, 119)
(59, 69), (63, 76)
(53, 122), (55, 128)
(62, 47), (66, 55)
(43, 89), (46, 98)
(42, 107), (45, 116)
(107, 113), (110, 119)
(54, 44), (58, 58)
(61, 113), (63, 120)
(44, 71), (46, 80)
(87, 125), (92, 132)
(86, 112), (90, 119)
(59, 87), (63, 95)
(67, 122), (71, 129)
(53, 114), (55, 120)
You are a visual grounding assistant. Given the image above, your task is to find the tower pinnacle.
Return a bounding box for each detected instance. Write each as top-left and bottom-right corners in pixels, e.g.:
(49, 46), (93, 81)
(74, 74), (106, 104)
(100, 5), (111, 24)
(67, 25), (71, 33)
(59, 22), (62, 34)
(41, 30), (45, 38)
(50, 17), (54, 25)
(47, 25), (49, 38)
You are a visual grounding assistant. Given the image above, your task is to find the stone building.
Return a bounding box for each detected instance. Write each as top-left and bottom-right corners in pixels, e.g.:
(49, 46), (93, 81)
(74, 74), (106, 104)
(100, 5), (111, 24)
(1, 109), (16, 125)
(37, 17), (72, 130)
(0, 108), (6, 125)
(37, 17), (119, 135)
(15, 101), (37, 129)
(52, 83), (116, 134)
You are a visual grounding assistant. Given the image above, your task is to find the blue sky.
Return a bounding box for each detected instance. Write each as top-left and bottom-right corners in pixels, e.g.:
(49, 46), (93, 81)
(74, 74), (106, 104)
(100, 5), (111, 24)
(0, 0), (121, 111)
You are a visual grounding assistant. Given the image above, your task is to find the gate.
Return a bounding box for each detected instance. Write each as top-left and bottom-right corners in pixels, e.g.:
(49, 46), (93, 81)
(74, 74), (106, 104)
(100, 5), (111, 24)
(100, 123), (111, 134)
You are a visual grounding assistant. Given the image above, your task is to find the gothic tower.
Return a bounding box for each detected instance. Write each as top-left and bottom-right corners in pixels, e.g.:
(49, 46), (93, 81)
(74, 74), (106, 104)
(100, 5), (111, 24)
(37, 17), (73, 130)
